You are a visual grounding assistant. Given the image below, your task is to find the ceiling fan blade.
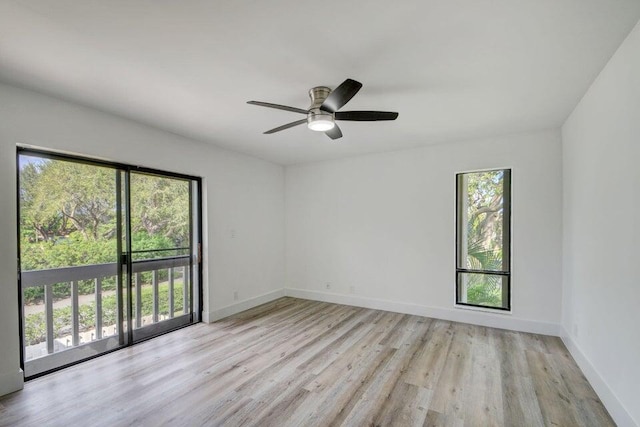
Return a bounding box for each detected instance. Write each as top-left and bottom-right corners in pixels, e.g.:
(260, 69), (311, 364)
(263, 118), (308, 134)
(335, 111), (399, 121)
(247, 101), (308, 115)
(325, 124), (343, 140)
(320, 79), (363, 113)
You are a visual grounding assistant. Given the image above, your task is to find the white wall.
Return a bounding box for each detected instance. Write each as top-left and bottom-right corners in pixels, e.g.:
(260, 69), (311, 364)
(562, 20), (640, 427)
(0, 83), (285, 396)
(286, 130), (563, 333)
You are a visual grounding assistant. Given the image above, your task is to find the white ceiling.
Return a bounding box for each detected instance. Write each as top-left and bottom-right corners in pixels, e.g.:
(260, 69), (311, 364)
(1, 0), (639, 165)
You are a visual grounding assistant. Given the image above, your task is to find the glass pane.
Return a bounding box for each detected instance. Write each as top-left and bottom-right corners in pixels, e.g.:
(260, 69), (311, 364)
(457, 272), (508, 309)
(132, 272), (142, 329)
(19, 156), (118, 269)
(19, 154), (121, 369)
(99, 275), (120, 339)
(166, 266), (188, 318)
(158, 268), (170, 321)
(129, 173), (192, 331)
(458, 170), (506, 271)
(51, 283), (73, 351)
(23, 284), (46, 361)
(129, 173), (190, 261)
(175, 265), (190, 316)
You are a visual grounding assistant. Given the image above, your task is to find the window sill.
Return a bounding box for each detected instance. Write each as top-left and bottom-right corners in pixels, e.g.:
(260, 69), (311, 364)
(455, 304), (512, 315)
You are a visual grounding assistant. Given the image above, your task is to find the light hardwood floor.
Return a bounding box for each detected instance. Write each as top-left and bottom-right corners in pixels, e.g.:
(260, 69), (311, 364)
(0, 297), (613, 426)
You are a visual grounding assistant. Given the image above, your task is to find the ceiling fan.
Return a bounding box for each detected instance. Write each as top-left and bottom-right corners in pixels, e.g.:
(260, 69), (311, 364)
(247, 78), (399, 140)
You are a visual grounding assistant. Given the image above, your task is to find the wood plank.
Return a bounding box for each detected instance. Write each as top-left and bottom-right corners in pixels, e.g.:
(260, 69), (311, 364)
(462, 332), (505, 427)
(0, 297), (615, 427)
(493, 329), (545, 426)
(428, 322), (473, 420)
(526, 349), (581, 426)
(374, 382), (432, 427)
(404, 320), (454, 389)
(339, 316), (433, 426)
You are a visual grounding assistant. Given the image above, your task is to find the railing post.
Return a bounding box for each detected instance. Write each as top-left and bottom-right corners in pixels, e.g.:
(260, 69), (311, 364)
(71, 281), (79, 347)
(95, 278), (103, 340)
(135, 273), (142, 328)
(168, 267), (174, 318)
(116, 271), (123, 340)
(45, 284), (54, 354)
(152, 270), (159, 323)
(183, 266), (189, 315)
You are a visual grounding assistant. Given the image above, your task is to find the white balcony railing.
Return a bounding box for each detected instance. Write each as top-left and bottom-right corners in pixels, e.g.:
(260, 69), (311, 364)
(21, 256), (191, 359)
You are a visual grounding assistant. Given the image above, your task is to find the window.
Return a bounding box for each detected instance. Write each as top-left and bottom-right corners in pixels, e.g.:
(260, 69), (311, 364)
(17, 148), (203, 378)
(456, 169), (511, 310)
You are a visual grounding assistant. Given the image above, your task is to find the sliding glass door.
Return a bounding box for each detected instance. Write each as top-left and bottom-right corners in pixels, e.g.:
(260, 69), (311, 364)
(18, 155), (125, 377)
(128, 171), (199, 341)
(18, 149), (201, 378)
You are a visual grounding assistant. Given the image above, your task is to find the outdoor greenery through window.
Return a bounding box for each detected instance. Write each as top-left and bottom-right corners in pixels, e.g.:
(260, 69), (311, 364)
(19, 151), (197, 373)
(456, 169), (511, 310)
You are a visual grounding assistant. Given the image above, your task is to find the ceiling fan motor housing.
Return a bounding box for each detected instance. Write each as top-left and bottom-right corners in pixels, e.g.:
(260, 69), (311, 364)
(307, 86), (335, 131)
(308, 86), (331, 108)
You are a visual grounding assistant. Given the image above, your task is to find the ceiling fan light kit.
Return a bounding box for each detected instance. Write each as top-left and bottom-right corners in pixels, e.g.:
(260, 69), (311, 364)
(307, 113), (335, 132)
(247, 79), (398, 140)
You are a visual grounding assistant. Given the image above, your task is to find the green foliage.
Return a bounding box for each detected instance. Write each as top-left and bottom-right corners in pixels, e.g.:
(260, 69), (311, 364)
(131, 232), (179, 261)
(464, 170), (504, 270)
(21, 232), (117, 271)
(130, 173), (190, 248)
(19, 156), (190, 271)
(133, 281), (186, 319)
(465, 239), (502, 272)
(23, 312), (46, 346)
(23, 281), (186, 345)
(466, 280), (502, 307)
(462, 171), (506, 308)
(20, 159), (117, 242)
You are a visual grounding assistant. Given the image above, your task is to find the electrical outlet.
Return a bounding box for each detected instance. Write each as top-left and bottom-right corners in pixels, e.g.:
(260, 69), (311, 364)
(325, 282), (331, 290)
(233, 291), (239, 301)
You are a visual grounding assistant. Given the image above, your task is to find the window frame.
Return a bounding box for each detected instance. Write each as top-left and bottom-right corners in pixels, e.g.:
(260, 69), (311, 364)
(16, 146), (204, 379)
(455, 168), (511, 311)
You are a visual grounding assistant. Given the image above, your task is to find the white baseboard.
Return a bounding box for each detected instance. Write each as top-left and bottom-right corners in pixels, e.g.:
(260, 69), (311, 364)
(0, 368), (23, 397)
(560, 328), (638, 427)
(203, 289), (286, 323)
(285, 288), (560, 336)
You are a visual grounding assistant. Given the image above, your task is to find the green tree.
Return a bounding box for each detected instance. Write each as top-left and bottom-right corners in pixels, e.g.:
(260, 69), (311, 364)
(20, 159), (117, 242)
(131, 174), (190, 248)
(20, 162), (65, 242)
(463, 171), (505, 306)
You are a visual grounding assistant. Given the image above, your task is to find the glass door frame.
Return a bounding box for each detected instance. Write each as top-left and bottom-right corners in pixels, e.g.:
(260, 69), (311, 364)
(16, 147), (203, 379)
(126, 170), (201, 343)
